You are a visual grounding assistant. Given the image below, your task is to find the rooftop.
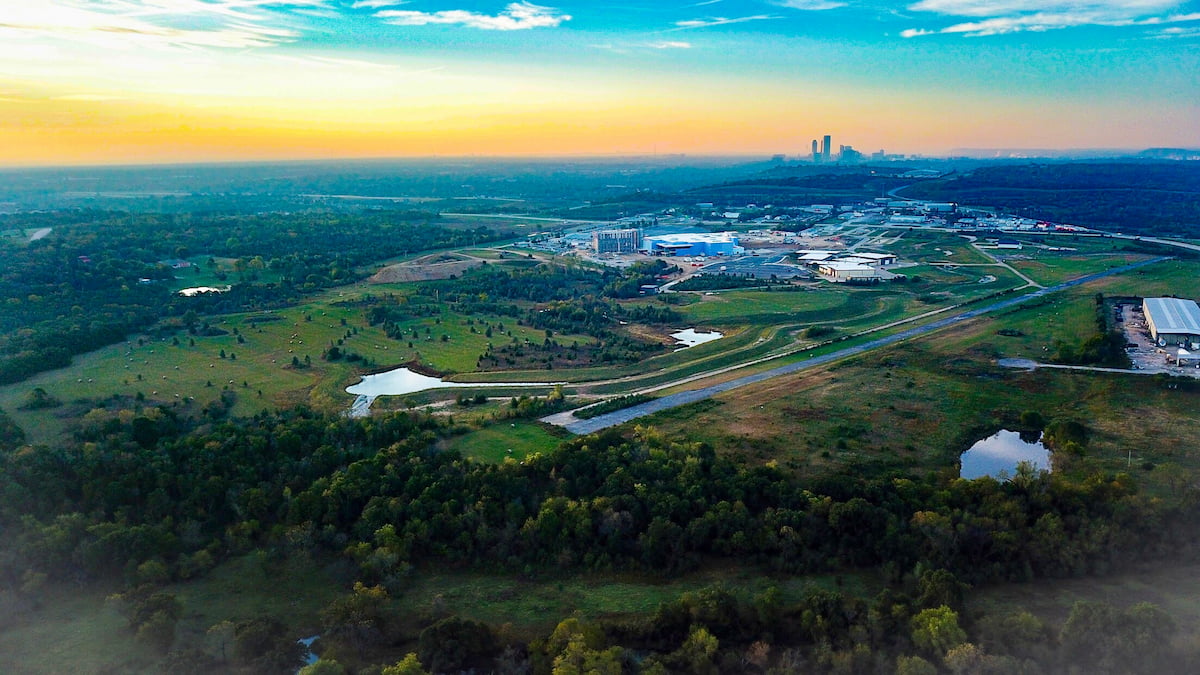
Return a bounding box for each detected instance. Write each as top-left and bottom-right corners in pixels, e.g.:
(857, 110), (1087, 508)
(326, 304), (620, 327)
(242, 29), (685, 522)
(1144, 297), (1200, 335)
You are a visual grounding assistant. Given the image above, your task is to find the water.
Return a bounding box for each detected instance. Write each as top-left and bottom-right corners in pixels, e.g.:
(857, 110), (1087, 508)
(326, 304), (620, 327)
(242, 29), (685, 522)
(177, 286), (229, 296)
(671, 328), (724, 350)
(961, 430), (1051, 480)
(297, 635), (320, 669)
(346, 367), (555, 397)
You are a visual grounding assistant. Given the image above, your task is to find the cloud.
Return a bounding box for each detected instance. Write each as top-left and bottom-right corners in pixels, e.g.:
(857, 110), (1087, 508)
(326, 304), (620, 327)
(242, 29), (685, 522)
(0, 1), (320, 50)
(672, 14), (778, 29)
(351, 0), (407, 7)
(649, 40), (692, 48)
(376, 2), (570, 30)
(53, 94), (126, 101)
(904, 0), (1200, 36)
(1151, 24), (1200, 37)
(772, 0), (846, 10)
(909, 0), (1182, 17)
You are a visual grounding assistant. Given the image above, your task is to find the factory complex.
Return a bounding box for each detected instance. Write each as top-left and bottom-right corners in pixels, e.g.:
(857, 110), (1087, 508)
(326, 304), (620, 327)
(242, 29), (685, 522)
(1142, 297), (1200, 348)
(641, 232), (743, 257)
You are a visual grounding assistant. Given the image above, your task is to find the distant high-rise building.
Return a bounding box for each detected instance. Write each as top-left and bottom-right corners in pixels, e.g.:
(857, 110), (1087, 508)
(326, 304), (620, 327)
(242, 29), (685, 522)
(822, 135), (831, 161)
(811, 139), (820, 161)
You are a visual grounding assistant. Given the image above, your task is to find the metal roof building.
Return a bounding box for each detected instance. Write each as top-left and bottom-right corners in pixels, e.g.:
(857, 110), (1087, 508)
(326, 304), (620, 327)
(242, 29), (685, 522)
(1143, 297), (1200, 347)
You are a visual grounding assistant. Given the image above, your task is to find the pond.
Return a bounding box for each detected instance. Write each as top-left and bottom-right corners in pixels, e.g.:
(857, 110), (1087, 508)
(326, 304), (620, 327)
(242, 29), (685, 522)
(961, 430), (1051, 480)
(671, 328), (723, 350)
(346, 367), (556, 398)
(177, 286), (230, 297)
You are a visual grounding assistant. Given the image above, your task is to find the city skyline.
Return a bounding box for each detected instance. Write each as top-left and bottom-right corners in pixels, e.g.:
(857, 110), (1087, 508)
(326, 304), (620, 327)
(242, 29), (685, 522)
(0, 1), (1197, 166)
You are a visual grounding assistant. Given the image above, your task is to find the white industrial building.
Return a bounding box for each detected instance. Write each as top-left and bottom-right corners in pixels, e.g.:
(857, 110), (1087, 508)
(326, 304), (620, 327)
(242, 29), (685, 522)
(643, 232), (742, 257)
(845, 252), (897, 266)
(797, 250), (838, 263)
(1143, 297), (1200, 348)
(818, 261), (883, 283)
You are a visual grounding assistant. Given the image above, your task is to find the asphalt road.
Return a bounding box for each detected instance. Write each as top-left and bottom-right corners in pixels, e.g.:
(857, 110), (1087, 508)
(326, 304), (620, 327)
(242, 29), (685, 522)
(551, 257), (1171, 435)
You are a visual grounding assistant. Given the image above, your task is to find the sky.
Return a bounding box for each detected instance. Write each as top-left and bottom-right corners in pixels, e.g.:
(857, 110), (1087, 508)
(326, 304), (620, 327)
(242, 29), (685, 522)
(0, 0), (1197, 165)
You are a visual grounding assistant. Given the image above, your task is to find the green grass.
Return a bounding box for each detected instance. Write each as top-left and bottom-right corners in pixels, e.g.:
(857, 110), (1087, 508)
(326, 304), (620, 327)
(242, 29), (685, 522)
(642, 260), (1200, 484)
(0, 554), (343, 675)
(680, 288), (853, 324)
(971, 562), (1200, 637)
(444, 421), (567, 463)
(0, 586), (160, 675)
(1008, 253), (1151, 286)
(403, 564), (880, 639)
(0, 292), (394, 443)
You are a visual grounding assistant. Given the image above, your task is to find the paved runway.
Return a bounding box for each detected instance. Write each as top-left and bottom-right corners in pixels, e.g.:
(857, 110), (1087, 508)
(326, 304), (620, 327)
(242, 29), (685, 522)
(550, 257), (1171, 435)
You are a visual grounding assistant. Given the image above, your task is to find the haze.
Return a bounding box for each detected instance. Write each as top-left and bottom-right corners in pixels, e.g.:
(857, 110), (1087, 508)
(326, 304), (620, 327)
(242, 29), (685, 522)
(1, 0), (1198, 165)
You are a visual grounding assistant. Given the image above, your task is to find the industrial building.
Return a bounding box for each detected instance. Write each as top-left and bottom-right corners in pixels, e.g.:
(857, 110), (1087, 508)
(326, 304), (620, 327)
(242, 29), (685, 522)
(592, 229), (642, 254)
(1143, 297), (1200, 347)
(844, 252), (897, 266)
(818, 261), (883, 283)
(643, 232), (742, 257)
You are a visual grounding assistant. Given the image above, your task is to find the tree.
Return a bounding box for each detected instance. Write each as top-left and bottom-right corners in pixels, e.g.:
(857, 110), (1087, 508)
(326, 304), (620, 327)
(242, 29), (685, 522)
(298, 660), (347, 675)
(321, 583), (390, 656)
(669, 626), (719, 675)
(382, 653), (429, 675)
(417, 616), (497, 673)
(911, 606), (967, 659)
(896, 655), (938, 675)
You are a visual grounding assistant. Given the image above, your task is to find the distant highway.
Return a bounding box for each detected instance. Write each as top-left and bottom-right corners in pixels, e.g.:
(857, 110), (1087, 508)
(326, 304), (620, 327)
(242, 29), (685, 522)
(549, 257), (1171, 434)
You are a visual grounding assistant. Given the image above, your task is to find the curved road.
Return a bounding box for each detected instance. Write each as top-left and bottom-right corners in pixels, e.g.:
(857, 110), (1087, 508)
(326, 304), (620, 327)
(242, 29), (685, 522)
(549, 257), (1171, 434)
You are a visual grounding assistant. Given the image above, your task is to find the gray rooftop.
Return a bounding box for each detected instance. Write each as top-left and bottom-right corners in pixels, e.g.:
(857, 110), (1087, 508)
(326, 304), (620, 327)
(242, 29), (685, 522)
(1144, 297), (1200, 335)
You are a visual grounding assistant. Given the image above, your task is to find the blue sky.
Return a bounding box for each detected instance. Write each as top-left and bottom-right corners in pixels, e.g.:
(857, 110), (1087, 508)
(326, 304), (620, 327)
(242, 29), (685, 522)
(0, 1), (1197, 163)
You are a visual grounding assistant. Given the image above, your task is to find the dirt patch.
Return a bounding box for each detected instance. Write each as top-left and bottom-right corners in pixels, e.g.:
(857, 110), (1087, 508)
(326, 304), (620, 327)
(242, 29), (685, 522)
(370, 253), (485, 283)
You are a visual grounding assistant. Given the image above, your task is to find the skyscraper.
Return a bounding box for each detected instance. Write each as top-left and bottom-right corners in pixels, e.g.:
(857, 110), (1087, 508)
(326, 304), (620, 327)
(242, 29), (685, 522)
(822, 135), (831, 162)
(811, 139), (820, 161)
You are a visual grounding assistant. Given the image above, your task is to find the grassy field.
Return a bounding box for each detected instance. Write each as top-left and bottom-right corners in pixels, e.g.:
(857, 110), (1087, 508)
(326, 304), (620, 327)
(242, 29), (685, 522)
(1007, 252), (1152, 286)
(643, 259), (1200, 483)
(442, 421), (568, 463)
(971, 562), (1200, 636)
(886, 231), (996, 265)
(0, 292), (394, 443)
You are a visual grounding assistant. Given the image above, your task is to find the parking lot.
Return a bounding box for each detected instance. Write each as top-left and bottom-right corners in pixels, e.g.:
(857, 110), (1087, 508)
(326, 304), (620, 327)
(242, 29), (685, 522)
(699, 254), (810, 280)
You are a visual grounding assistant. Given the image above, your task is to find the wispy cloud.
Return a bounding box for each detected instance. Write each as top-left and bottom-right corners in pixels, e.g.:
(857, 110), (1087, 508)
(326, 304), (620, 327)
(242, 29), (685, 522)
(1151, 24), (1200, 37)
(376, 2), (570, 30)
(0, 1), (322, 50)
(672, 14), (778, 30)
(904, 0), (1200, 36)
(649, 40), (693, 48)
(53, 93), (126, 101)
(771, 0), (846, 10)
(351, 0), (407, 8)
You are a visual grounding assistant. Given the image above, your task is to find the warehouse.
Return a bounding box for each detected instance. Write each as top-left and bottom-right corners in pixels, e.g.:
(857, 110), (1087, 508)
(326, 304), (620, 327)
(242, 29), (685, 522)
(818, 261), (883, 283)
(1143, 297), (1200, 347)
(643, 232), (742, 257)
(839, 252), (897, 267)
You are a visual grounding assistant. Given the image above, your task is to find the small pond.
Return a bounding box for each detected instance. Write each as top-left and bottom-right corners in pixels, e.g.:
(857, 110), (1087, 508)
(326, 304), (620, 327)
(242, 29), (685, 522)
(960, 430), (1051, 480)
(346, 367), (557, 398)
(671, 328), (723, 350)
(177, 286), (230, 297)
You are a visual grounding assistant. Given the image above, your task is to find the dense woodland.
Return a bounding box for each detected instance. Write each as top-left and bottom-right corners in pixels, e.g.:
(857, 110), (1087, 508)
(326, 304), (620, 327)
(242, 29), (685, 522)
(0, 400), (1197, 673)
(903, 163), (1200, 235)
(0, 210), (507, 384)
